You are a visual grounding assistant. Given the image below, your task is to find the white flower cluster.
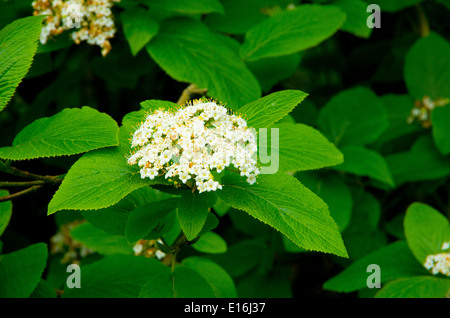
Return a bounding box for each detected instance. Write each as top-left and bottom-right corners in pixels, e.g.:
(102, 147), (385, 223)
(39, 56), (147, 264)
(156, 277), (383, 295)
(133, 239), (166, 260)
(423, 241), (450, 277)
(32, 0), (120, 56)
(127, 100), (260, 193)
(407, 96), (450, 128)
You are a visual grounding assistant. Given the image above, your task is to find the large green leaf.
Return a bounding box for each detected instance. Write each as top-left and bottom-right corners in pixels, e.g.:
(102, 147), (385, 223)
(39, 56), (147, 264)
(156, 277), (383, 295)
(404, 32), (450, 100)
(70, 222), (133, 255)
(146, 18), (261, 107)
(0, 190), (12, 236)
(192, 232), (227, 254)
(318, 87), (388, 147)
(238, 90), (307, 129)
(0, 15), (44, 111)
(82, 187), (173, 237)
(332, 0), (372, 38)
(333, 146), (394, 187)
(139, 264), (216, 298)
(0, 107), (119, 160)
(121, 7), (159, 56)
(63, 254), (168, 298)
(47, 141), (159, 215)
(297, 172), (352, 232)
(177, 191), (216, 241)
(432, 105), (450, 155)
(239, 4), (345, 61)
(0, 243), (48, 298)
(404, 202), (450, 265)
(259, 123), (343, 173)
(204, 0), (272, 34)
(217, 172), (348, 257)
(375, 276), (450, 298)
(246, 53), (302, 93)
(182, 257), (237, 298)
(386, 136), (450, 186)
(323, 241), (430, 293)
(125, 198), (179, 243)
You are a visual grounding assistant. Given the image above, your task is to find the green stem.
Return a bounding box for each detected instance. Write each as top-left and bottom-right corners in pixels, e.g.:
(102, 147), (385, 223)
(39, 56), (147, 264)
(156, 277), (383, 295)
(0, 180), (45, 187)
(0, 185), (43, 203)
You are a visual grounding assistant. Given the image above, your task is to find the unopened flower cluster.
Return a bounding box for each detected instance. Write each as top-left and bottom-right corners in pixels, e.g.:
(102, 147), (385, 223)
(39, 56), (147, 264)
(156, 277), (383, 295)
(127, 100), (260, 193)
(407, 96), (450, 128)
(423, 241), (450, 277)
(32, 0), (120, 56)
(50, 220), (94, 264)
(133, 239), (167, 261)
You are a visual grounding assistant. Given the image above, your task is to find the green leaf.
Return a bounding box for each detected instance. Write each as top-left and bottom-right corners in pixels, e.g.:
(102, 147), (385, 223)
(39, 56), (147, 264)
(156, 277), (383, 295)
(125, 198), (179, 243)
(404, 32), (450, 100)
(207, 239), (267, 277)
(217, 172), (348, 257)
(239, 5), (345, 61)
(146, 18), (261, 107)
(139, 264), (216, 298)
(140, 99), (181, 113)
(30, 279), (57, 298)
(333, 146), (394, 187)
(0, 243), (48, 298)
(81, 187), (172, 236)
(404, 202), (450, 265)
(147, 0), (224, 14)
(323, 241), (430, 293)
(0, 15), (44, 112)
(47, 136), (159, 215)
(259, 123), (343, 173)
(204, 0), (272, 34)
(375, 276), (450, 298)
(192, 232), (227, 254)
(0, 190), (12, 236)
(182, 257), (237, 298)
(331, 0), (372, 38)
(297, 172), (352, 232)
(70, 222), (133, 255)
(341, 191), (387, 260)
(0, 107), (119, 161)
(246, 53), (301, 92)
(377, 94), (421, 145)
(238, 90), (308, 129)
(318, 87), (389, 147)
(121, 7), (159, 56)
(386, 136), (450, 186)
(177, 191), (216, 241)
(63, 254), (168, 298)
(432, 105), (450, 155)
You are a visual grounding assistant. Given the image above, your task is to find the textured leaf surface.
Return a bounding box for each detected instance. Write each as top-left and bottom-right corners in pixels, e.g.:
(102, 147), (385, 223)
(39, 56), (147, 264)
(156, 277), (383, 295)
(121, 7), (159, 56)
(147, 18), (261, 107)
(0, 243), (48, 298)
(0, 107), (119, 160)
(323, 241), (428, 292)
(238, 90), (307, 128)
(240, 5), (345, 61)
(404, 202), (450, 265)
(375, 276), (450, 298)
(0, 16), (44, 111)
(217, 173), (348, 257)
(63, 254), (168, 298)
(260, 123), (343, 173)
